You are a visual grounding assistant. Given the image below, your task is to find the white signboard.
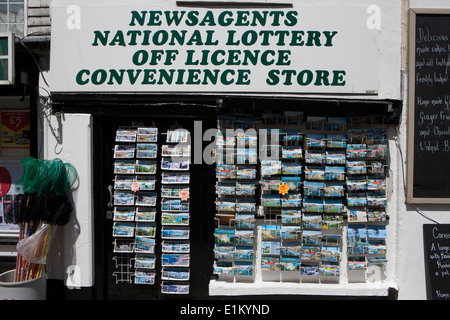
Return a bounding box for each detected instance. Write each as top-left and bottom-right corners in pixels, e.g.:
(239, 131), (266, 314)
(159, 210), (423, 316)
(50, 0), (379, 95)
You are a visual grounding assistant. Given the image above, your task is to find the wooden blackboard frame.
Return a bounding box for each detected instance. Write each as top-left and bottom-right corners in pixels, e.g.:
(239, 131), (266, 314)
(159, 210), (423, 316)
(407, 9), (450, 203)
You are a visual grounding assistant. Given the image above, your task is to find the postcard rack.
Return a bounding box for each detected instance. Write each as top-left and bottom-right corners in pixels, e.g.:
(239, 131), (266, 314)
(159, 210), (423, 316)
(112, 126), (191, 293)
(213, 112), (390, 284)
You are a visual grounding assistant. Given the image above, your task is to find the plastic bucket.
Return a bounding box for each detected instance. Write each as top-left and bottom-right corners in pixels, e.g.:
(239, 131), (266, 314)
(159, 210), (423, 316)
(0, 270), (47, 300)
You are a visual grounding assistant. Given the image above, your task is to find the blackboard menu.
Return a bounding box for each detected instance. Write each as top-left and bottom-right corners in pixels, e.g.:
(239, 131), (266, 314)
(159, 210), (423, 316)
(423, 224), (450, 300)
(410, 13), (450, 201)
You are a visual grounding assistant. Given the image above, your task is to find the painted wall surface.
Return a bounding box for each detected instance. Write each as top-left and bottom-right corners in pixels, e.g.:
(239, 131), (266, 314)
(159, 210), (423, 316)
(40, 93), (95, 288)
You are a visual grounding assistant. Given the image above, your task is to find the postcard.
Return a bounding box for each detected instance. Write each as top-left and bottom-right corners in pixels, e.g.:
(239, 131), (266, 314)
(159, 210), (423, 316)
(281, 146), (303, 159)
(280, 129), (302, 143)
(261, 179), (282, 191)
(367, 225), (387, 239)
(216, 200), (236, 212)
(235, 213), (255, 229)
(161, 268), (190, 281)
(166, 128), (189, 143)
(114, 144), (135, 158)
(161, 199), (189, 212)
(114, 175), (134, 190)
(281, 226), (302, 240)
(347, 209), (368, 223)
(261, 256), (280, 271)
(135, 207), (156, 222)
(137, 127), (158, 142)
(347, 144), (367, 158)
(162, 254), (190, 267)
(346, 160), (367, 175)
(135, 254), (156, 269)
(134, 271), (156, 285)
(136, 143), (158, 158)
(162, 227), (190, 240)
(214, 228), (235, 244)
(281, 162), (302, 175)
(281, 194), (302, 208)
(235, 230), (254, 244)
(234, 247), (254, 260)
(265, 194), (283, 209)
(325, 151), (346, 165)
(347, 257), (367, 270)
(236, 183), (256, 196)
(281, 242), (302, 256)
(322, 214), (344, 229)
(321, 246), (341, 262)
(305, 167), (325, 181)
(324, 199), (344, 214)
(162, 212), (189, 225)
(114, 191), (134, 206)
(302, 213), (322, 229)
(301, 264), (319, 276)
(326, 134), (347, 148)
(161, 282), (189, 294)
(305, 150), (325, 164)
(216, 184), (236, 197)
(162, 240), (190, 253)
(136, 223), (156, 237)
(215, 213), (235, 227)
(300, 246), (321, 261)
(325, 166), (345, 181)
(281, 176), (302, 191)
(162, 186), (190, 198)
(161, 172), (190, 184)
(261, 160), (282, 176)
(116, 128), (137, 142)
(346, 177), (367, 191)
(280, 257), (300, 271)
(324, 182), (344, 198)
(236, 166), (256, 179)
(114, 160), (135, 174)
(236, 200), (255, 213)
(347, 195), (367, 207)
(319, 264), (340, 277)
(367, 178), (386, 191)
(367, 256), (388, 266)
(135, 236), (155, 253)
(216, 165), (236, 179)
(261, 225), (280, 240)
(367, 193), (387, 207)
(302, 230), (322, 246)
(161, 158), (190, 171)
(303, 199), (323, 213)
(367, 208), (387, 222)
(161, 144), (190, 157)
(136, 176), (156, 191)
(234, 261), (254, 276)
(113, 207), (135, 222)
(214, 244), (234, 260)
(347, 226), (367, 254)
(304, 181), (324, 197)
(367, 144), (388, 158)
(213, 261), (233, 275)
(135, 160), (157, 174)
(281, 209), (302, 224)
(112, 222), (134, 237)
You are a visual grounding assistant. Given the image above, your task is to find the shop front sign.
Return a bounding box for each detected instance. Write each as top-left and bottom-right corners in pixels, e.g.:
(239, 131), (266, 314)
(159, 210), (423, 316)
(50, 0), (379, 95)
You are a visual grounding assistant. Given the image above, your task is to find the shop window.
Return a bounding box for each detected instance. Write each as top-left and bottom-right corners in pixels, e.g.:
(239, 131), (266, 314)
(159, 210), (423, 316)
(0, 1), (25, 37)
(213, 111), (389, 284)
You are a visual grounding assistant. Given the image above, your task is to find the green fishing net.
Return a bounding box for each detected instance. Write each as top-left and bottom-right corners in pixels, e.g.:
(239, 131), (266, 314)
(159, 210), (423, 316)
(17, 157), (78, 196)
